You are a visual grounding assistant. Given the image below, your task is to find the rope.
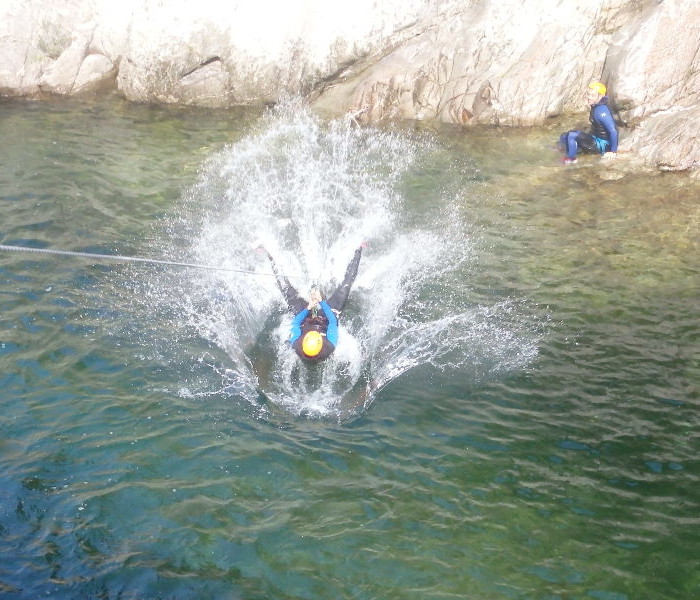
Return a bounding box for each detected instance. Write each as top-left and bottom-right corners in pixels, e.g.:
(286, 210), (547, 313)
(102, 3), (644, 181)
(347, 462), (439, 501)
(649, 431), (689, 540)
(0, 243), (299, 279)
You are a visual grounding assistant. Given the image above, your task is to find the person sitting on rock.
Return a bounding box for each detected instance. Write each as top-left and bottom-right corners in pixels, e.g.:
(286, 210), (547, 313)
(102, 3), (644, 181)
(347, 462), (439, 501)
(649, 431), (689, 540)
(262, 243), (366, 362)
(558, 81), (619, 164)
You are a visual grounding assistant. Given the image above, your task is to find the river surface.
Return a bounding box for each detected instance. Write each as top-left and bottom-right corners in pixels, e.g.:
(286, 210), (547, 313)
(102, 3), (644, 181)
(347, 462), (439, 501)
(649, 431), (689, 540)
(0, 95), (698, 600)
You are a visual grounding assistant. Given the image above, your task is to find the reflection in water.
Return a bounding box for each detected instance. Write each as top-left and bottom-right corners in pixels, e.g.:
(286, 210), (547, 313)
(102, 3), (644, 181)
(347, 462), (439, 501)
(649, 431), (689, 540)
(140, 103), (540, 418)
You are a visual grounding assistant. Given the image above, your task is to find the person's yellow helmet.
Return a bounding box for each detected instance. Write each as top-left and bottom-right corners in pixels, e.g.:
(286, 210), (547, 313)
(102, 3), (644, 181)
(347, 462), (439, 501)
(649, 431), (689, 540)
(301, 331), (324, 357)
(589, 81), (607, 96)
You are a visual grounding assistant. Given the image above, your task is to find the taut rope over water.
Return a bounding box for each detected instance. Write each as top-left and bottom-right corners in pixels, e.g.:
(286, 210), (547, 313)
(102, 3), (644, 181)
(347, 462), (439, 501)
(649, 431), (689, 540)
(0, 244), (299, 278)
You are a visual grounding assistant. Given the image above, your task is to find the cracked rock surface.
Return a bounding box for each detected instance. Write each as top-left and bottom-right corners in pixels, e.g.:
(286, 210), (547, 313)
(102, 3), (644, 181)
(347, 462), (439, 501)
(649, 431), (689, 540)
(2, 0), (699, 174)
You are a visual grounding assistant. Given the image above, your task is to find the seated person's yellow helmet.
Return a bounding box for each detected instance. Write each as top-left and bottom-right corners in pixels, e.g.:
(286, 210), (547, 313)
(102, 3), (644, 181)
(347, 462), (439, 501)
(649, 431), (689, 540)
(589, 81), (606, 96)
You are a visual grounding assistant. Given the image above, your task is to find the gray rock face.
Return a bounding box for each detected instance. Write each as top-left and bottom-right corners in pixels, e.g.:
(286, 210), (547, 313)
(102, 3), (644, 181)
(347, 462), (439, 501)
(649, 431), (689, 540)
(1, 0), (698, 174)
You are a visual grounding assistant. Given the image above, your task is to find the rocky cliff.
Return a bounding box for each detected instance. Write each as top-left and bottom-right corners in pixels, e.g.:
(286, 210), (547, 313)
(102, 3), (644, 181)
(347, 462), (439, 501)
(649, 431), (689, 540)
(2, 0), (698, 174)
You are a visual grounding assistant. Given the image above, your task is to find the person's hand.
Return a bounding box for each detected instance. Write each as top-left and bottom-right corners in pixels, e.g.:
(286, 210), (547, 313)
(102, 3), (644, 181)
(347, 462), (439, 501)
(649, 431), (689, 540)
(359, 240), (369, 250)
(307, 289), (322, 309)
(602, 152), (617, 161)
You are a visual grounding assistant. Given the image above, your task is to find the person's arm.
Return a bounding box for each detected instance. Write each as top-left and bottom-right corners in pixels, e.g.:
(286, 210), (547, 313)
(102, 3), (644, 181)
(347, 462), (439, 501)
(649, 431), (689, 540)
(318, 300), (338, 346)
(290, 308), (309, 343)
(595, 105), (618, 154)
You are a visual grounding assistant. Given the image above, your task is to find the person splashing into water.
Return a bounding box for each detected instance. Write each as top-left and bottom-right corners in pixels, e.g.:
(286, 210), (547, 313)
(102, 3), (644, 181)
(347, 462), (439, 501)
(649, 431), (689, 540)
(262, 243), (366, 362)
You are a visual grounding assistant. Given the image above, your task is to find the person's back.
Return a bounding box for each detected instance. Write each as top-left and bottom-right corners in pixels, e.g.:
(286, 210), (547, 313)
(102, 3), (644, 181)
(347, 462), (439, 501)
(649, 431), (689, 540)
(264, 244), (365, 362)
(290, 299), (338, 361)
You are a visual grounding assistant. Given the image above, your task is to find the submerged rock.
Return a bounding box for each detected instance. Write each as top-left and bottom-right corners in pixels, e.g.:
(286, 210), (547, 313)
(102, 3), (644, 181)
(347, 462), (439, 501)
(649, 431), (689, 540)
(1, 0), (698, 174)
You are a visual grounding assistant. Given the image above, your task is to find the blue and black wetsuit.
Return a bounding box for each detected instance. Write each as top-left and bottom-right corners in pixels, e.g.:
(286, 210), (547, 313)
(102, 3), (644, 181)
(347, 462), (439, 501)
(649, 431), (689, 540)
(266, 247), (363, 362)
(559, 97), (619, 160)
(289, 300), (338, 361)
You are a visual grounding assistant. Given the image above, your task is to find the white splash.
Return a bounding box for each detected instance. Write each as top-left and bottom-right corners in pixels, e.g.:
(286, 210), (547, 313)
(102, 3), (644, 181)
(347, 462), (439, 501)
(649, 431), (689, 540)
(148, 102), (539, 419)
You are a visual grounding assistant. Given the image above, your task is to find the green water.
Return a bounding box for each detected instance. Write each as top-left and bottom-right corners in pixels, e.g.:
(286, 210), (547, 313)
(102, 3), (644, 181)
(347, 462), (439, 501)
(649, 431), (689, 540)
(0, 95), (698, 600)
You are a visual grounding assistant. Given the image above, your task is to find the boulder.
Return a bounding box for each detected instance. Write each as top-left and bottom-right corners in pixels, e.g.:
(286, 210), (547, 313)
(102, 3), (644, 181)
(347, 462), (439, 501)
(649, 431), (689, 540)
(73, 53), (118, 94)
(0, 0), (699, 173)
(313, 1), (614, 126)
(109, 0), (420, 105)
(38, 35), (90, 94)
(605, 0), (700, 173)
(176, 58), (232, 107)
(623, 106), (700, 174)
(0, 0), (97, 94)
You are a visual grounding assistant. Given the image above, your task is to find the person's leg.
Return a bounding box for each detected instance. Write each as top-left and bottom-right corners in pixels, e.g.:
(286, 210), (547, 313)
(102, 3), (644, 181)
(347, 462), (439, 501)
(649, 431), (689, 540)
(564, 130), (581, 159)
(265, 251), (306, 313)
(327, 247), (362, 312)
(575, 132), (599, 153)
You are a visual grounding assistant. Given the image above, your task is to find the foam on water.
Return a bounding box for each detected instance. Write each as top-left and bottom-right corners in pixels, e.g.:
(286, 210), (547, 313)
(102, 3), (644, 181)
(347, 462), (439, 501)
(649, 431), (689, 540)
(145, 103), (539, 419)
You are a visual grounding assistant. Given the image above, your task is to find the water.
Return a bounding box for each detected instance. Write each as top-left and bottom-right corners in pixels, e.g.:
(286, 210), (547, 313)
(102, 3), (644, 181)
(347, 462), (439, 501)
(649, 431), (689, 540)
(134, 102), (539, 419)
(0, 95), (698, 600)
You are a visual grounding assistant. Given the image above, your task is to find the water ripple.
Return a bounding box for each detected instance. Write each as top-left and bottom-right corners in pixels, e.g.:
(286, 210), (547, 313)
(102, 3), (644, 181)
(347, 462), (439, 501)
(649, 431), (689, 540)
(0, 97), (698, 600)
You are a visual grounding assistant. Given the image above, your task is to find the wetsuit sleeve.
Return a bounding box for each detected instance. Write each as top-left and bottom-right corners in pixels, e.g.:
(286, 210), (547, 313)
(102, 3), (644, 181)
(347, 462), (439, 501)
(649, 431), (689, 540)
(319, 300), (338, 346)
(594, 105), (618, 152)
(326, 247), (362, 312)
(290, 308), (308, 343)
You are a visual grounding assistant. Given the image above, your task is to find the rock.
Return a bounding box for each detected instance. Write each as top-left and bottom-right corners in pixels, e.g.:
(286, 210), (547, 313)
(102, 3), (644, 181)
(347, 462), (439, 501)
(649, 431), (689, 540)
(313, 1), (615, 126)
(176, 58), (231, 107)
(606, 0), (700, 123)
(624, 105), (700, 174)
(39, 36), (90, 94)
(0, 0), (699, 174)
(73, 53), (117, 94)
(0, 0), (98, 94)
(606, 0), (700, 173)
(108, 0), (420, 105)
